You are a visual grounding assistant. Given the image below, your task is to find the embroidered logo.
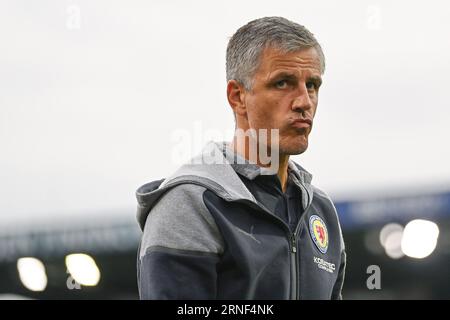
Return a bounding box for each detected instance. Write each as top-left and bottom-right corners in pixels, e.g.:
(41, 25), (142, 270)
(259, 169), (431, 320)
(309, 215), (329, 254)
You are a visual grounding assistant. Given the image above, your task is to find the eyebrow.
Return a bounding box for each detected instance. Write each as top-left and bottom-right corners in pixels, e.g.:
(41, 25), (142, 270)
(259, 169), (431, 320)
(308, 75), (322, 86)
(269, 71), (322, 85)
(269, 71), (297, 81)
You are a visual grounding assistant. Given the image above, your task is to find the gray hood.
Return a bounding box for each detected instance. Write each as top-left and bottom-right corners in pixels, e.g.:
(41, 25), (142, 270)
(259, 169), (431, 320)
(136, 141), (314, 231)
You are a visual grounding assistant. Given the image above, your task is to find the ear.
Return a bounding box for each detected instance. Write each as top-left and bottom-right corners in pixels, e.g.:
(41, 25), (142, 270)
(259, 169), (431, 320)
(226, 80), (247, 117)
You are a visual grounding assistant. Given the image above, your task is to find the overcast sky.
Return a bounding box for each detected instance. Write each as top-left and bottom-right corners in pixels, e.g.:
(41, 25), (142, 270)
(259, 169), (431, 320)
(1, 0), (449, 225)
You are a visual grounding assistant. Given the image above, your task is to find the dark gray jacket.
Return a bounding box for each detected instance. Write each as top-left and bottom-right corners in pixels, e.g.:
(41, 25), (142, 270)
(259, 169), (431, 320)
(136, 141), (346, 299)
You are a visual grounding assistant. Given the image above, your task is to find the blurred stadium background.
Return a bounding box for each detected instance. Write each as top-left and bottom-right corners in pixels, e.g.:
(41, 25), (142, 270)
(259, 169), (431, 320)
(1, 0), (449, 299)
(1, 190), (449, 299)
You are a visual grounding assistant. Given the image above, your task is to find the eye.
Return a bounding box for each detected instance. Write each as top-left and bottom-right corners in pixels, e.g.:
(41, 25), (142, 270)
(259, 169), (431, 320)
(306, 81), (316, 90)
(275, 80), (288, 89)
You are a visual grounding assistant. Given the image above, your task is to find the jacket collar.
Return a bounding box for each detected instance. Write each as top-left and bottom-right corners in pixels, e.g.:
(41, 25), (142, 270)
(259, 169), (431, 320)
(136, 140), (314, 230)
(221, 141), (313, 186)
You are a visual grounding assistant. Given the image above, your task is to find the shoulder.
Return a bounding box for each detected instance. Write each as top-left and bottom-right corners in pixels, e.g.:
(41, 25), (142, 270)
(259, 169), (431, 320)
(140, 183), (224, 258)
(312, 185), (334, 202)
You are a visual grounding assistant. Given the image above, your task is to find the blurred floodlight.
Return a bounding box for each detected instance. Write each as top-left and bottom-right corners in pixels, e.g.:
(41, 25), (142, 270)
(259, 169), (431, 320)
(384, 230), (405, 259)
(17, 257), (48, 292)
(401, 219), (439, 259)
(379, 223), (405, 259)
(65, 253), (101, 286)
(379, 223), (404, 248)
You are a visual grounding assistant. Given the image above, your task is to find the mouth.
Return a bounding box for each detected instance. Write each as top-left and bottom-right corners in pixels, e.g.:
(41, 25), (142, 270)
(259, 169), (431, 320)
(289, 118), (312, 129)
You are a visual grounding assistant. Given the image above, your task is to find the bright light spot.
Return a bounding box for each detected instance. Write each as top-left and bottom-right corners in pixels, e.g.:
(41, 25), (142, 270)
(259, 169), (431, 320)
(17, 257), (48, 292)
(379, 223), (403, 248)
(65, 253), (101, 286)
(401, 219), (439, 259)
(384, 230), (405, 259)
(379, 223), (404, 259)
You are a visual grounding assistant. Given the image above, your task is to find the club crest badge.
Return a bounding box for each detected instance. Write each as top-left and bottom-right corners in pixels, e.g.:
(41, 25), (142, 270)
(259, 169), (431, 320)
(309, 215), (329, 254)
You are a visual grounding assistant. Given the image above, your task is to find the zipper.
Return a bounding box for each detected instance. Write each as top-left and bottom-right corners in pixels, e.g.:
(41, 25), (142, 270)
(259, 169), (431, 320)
(290, 177), (311, 300)
(290, 232), (297, 299)
(290, 222), (303, 299)
(282, 191), (299, 300)
(283, 183), (305, 301)
(236, 197), (310, 300)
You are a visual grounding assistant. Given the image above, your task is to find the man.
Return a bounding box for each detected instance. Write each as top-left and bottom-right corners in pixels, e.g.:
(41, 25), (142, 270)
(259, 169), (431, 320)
(136, 16), (346, 299)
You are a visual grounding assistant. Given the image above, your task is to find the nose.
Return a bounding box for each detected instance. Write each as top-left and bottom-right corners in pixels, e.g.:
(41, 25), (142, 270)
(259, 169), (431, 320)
(291, 84), (313, 114)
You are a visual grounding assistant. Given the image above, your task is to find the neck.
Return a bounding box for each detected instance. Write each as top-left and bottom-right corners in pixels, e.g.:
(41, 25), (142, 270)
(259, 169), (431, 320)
(277, 156), (290, 193)
(229, 136), (290, 193)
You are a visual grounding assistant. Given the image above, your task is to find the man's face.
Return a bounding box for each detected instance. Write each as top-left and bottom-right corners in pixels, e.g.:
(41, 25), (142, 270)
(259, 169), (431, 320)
(242, 46), (322, 155)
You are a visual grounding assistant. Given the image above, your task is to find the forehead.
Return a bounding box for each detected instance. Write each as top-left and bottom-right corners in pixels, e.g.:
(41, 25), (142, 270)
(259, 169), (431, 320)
(255, 46), (322, 78)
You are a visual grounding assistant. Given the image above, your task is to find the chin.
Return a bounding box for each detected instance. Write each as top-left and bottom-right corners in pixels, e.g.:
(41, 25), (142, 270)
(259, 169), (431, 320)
(276, 130), (310, 155)
(280, 139), (308, 155)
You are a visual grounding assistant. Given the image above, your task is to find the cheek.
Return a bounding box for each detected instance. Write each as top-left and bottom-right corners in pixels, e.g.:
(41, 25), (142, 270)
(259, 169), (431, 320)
(247, 96), (279, 125)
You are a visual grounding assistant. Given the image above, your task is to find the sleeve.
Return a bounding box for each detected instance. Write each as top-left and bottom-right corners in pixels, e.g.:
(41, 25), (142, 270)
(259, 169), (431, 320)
(137, 184), (224, 300)
(331, 249), (346, 300)
(313, 186), (346, 300)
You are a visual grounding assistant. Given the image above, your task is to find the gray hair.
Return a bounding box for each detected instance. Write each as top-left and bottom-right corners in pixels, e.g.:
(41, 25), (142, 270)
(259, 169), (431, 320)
(226, 16), (325, 91)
